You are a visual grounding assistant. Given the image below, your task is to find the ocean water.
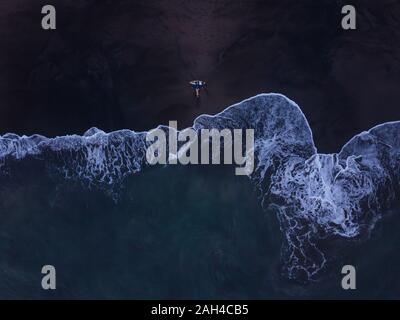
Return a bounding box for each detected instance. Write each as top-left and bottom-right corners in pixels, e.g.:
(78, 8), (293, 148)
(0, 94), (400, 299)
(0, 161), (399, 299)
(0, 162), (271, 299)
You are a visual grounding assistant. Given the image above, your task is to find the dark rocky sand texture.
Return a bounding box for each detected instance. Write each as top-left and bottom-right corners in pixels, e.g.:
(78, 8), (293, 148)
(0, 0), (399, 152)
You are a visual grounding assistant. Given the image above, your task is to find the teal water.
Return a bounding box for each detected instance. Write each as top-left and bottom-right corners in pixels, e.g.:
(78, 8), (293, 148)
(0, 161), (399, 299)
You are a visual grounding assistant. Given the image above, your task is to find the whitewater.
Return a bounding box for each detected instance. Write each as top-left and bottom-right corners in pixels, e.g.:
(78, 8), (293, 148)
(1, 93), (399, 281)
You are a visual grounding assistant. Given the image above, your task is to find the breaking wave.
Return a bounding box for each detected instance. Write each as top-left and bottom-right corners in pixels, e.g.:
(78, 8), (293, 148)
(1, 93), (399, 281)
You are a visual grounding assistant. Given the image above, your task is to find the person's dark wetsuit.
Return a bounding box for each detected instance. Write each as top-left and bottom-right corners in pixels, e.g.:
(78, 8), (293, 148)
(189, 80), (206, 98)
